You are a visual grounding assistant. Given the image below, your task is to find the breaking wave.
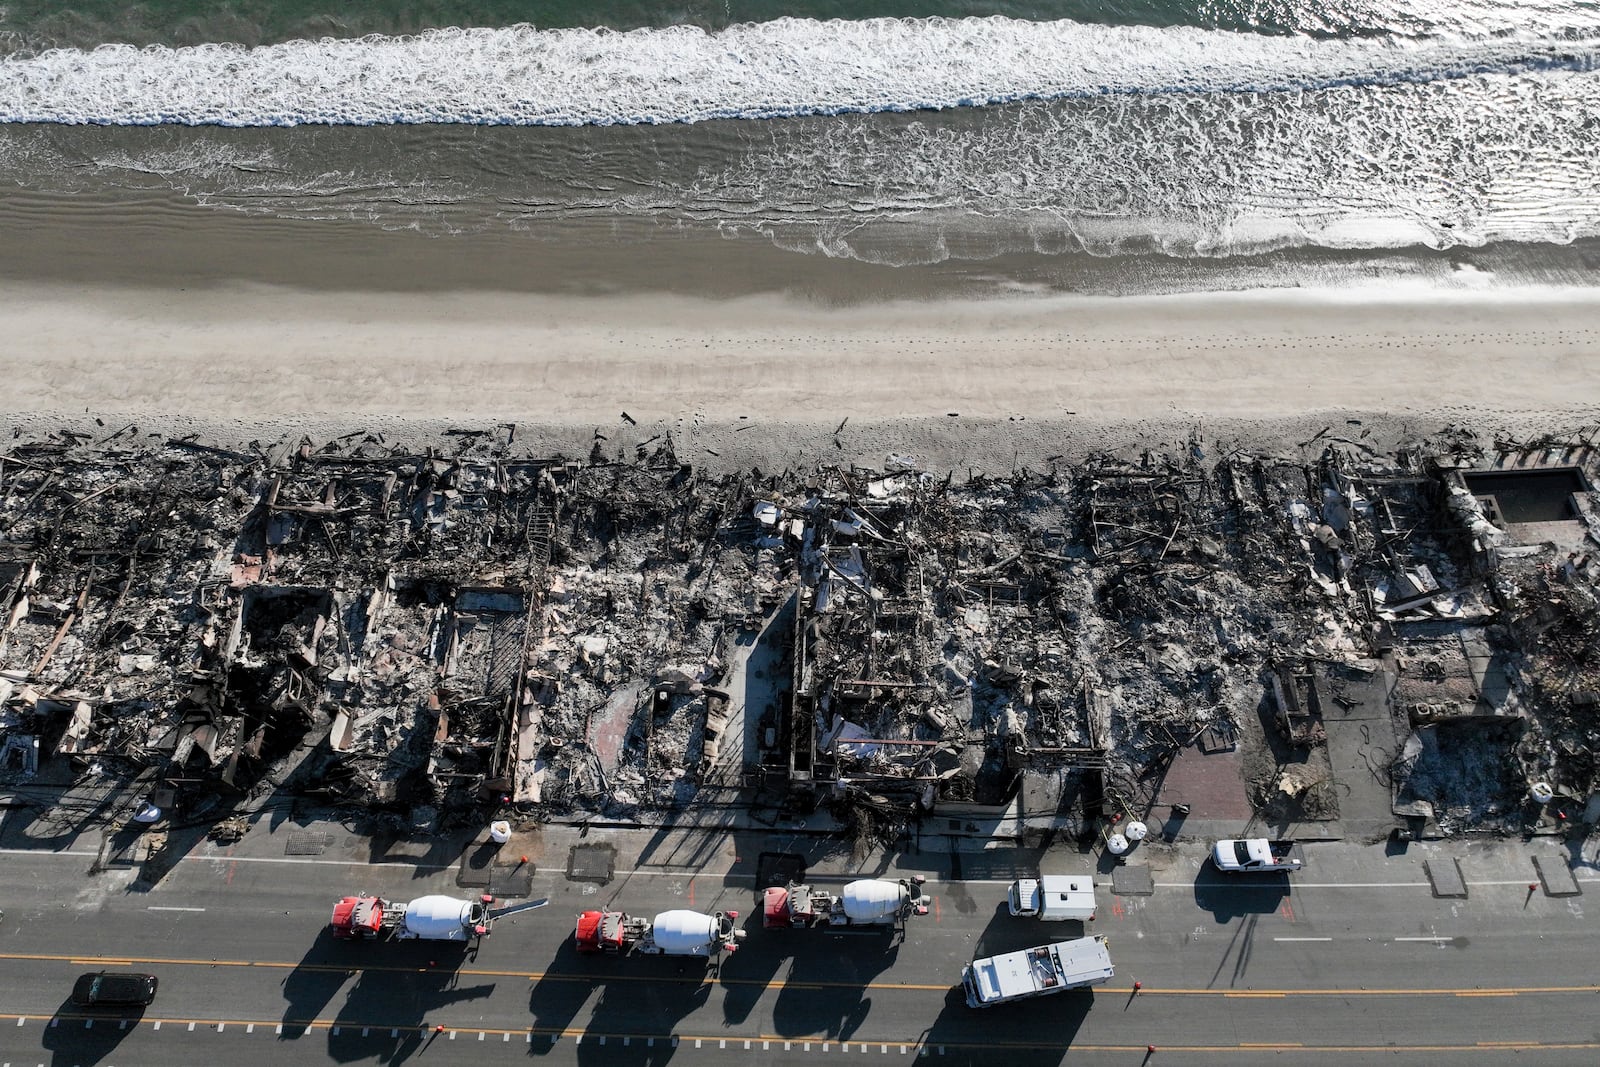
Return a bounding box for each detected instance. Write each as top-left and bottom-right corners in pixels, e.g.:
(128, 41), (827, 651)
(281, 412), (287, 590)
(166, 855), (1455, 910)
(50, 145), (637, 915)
(2, 16), (1599, 127)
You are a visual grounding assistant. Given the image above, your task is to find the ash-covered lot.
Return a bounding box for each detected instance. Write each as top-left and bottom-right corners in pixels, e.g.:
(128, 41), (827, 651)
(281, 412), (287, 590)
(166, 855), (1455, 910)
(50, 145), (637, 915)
(1, 421), (1597, 846)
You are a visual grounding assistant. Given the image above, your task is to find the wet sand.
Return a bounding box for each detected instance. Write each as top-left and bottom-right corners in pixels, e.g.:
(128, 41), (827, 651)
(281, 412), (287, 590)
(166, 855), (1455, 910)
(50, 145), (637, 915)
(2, 190), (1598, 468)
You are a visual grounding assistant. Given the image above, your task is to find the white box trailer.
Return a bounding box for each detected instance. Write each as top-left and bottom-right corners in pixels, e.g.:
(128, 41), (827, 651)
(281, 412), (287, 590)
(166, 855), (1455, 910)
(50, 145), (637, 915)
(962, 935), (1114, 1008)
(1007, 876), (1097, 921)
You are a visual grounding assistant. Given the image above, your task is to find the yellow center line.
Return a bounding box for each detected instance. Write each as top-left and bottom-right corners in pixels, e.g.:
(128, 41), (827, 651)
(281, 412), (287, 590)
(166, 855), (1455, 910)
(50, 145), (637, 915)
(10, 953), (1600, 999)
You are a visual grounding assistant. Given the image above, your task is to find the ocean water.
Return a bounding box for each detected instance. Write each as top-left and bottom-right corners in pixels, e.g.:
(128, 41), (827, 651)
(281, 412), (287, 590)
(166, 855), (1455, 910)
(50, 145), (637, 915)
(2, 1), (1600, 279)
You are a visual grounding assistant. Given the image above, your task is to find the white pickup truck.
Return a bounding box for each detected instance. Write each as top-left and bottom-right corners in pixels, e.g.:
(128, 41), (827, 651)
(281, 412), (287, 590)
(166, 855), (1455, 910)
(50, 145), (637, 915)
(1007, 875), (1097, 921)
(1211, 838), (1306, 873)
(962, 935), (1114, 1008)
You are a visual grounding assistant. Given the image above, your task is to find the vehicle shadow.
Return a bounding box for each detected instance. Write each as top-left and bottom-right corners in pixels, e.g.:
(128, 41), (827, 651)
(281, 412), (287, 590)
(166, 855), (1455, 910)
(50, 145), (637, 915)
(527, 938), (598, 1052)
(1191, 860), (1288, 989)
(39, 997), (143, 1067)
(715, 909), (782, 1026)
(279, 926), (360, 1037)
(918, 982), (1092, 1067)
(973, 900), (1088, 958)
(766, 929), (900, 1039)
(1191, 860), (1291, 923)
(528, 939), (712, 1065)
(324, 939), (493, 1064)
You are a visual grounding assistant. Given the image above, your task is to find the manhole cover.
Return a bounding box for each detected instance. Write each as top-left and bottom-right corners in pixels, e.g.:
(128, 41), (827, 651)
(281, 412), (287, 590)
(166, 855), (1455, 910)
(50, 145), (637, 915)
(566, 843), (616, 884)
(285, 832), (333, 856)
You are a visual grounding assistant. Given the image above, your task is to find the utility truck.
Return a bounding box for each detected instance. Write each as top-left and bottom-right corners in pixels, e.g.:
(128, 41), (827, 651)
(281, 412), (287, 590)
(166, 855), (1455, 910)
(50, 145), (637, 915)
(764, 877), (928, 929)
(1211, 838), (1306, 873)
(962, 935), (1114, 1008)
(1006, 875), (1097, 921)
(575, 908), (743, 957)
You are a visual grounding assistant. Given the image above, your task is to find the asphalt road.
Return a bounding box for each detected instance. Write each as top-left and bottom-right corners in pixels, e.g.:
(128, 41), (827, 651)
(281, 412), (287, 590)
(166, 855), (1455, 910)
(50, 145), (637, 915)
(1, 837), (1597, 1066)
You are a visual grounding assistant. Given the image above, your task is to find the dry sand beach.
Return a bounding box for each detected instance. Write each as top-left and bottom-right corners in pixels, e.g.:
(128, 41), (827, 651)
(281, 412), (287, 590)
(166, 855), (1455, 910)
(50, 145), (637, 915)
(1, 190), (1596, 463)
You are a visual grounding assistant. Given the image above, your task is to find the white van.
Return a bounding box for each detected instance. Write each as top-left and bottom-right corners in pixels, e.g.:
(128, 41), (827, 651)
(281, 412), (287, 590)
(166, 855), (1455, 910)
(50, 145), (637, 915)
(1007, 875), (1097, 921)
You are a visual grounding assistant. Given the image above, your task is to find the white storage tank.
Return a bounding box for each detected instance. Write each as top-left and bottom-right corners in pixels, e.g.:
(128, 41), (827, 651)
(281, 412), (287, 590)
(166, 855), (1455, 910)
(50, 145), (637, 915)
(841, 879), (906, 923)
(402, 895), (482, 941)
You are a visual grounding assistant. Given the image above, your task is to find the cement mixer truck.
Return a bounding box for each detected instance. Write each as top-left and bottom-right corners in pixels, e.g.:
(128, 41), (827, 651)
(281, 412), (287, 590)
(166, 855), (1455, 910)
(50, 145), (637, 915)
(331, 894), (494, 942)
(575, 908), (744, 957)
(763, 877), (928, 930)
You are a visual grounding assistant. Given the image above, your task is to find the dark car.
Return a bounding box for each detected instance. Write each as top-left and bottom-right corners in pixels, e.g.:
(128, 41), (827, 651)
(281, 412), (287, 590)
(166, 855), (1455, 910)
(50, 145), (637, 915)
(70, 972), (158, 1007)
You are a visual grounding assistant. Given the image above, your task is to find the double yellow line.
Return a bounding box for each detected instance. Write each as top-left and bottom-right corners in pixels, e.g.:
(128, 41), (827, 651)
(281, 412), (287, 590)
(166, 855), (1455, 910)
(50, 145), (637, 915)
(24, 951), (1600, 998)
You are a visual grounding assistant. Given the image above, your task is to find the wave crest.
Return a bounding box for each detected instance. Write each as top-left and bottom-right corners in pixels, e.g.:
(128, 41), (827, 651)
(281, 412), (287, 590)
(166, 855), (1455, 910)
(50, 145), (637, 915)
(2, 16), (1599, 127)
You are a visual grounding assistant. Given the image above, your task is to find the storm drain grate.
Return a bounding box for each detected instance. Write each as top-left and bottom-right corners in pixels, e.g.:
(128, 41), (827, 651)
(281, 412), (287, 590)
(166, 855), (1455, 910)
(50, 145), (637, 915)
(285, 832), (333, 856)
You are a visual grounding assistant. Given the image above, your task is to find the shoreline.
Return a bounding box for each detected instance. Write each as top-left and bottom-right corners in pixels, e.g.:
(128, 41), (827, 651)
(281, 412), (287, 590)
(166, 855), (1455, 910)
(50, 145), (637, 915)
(2, 188), (1598, 467)
(3, 275), (1597, 432)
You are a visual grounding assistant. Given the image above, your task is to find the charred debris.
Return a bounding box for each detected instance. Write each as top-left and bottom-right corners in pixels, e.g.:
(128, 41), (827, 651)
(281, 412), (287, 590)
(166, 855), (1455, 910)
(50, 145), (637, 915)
(1, 424), (1599, 840)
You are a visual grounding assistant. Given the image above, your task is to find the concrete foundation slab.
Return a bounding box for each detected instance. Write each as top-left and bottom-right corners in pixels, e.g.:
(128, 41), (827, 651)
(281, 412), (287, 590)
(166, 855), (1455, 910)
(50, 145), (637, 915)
(755, 851), (807, 891)
(1111, 864), (1154, 896)
(1534, 855), (1581, 897)
(456, 840), (500, 888)
(566, 842), (617, 884)
(1424, 857), (1468, 898)
(486, 862), (535, 898)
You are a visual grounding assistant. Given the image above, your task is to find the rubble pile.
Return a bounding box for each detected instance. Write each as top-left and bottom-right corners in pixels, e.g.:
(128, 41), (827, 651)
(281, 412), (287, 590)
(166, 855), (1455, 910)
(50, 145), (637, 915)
(1, 423), (1598, 839)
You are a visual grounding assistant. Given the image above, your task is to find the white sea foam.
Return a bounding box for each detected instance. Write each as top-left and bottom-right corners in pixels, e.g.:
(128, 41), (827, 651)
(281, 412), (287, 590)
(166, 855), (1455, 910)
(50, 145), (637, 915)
(1, 17), (1598, 127)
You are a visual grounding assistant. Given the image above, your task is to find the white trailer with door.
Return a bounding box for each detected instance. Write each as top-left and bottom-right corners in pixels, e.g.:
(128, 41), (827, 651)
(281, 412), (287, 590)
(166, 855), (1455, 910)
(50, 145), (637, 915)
(1006, 875), (1097, 921)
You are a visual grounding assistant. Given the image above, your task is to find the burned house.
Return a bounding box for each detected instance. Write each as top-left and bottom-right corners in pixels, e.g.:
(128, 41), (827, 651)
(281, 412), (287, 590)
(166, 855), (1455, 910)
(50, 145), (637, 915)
(0, 422), (1598, 842)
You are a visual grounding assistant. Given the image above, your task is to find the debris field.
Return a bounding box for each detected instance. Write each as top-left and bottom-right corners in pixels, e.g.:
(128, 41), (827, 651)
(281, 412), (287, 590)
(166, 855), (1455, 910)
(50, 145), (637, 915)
(1, 422), (1597, 839)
